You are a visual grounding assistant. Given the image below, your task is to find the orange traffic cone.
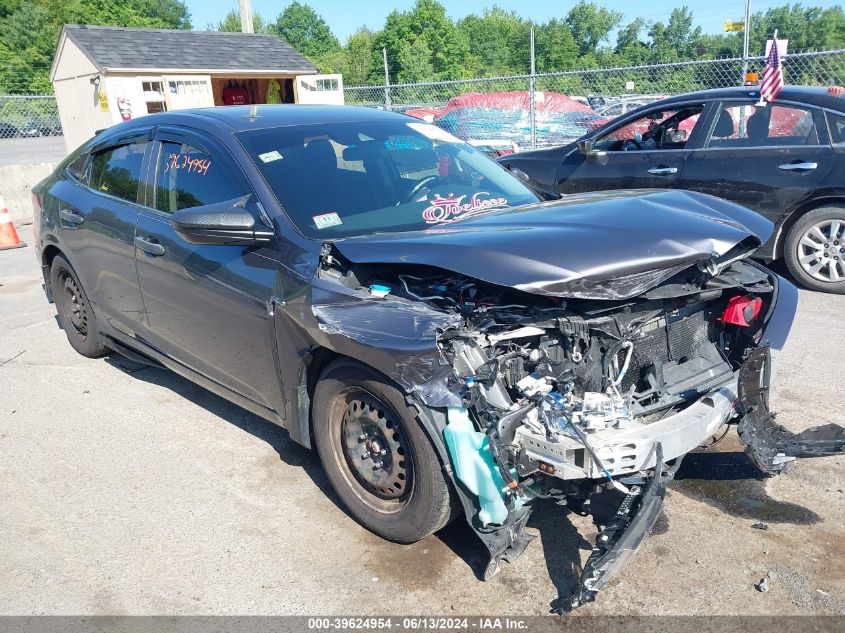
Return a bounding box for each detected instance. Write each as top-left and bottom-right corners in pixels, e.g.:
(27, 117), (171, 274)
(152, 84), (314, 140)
(0, 194), (26, 250)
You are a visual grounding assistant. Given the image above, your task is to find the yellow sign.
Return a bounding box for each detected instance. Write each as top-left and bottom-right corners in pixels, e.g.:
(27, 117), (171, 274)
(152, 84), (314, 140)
(98, 92), (109, 112)
(724, 20), (745, 33)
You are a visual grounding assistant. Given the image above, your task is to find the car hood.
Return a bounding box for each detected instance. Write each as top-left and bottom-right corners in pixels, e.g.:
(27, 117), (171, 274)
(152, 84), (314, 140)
(333, 189), (774, 300)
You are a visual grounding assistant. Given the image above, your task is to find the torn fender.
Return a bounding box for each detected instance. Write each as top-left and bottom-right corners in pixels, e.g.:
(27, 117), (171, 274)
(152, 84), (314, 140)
(309, 278), (465, 407)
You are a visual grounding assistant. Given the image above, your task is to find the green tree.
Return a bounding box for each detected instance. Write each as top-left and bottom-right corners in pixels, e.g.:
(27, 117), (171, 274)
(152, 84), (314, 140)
(534, 18), (579, 72)
(397, 39), (436, 83)
(373, 0), (471, 81)
(457, 7), (531, 76)
(650, 7), (700, 61)
(565, 1), (623, 56)
(272, 2), (340, 63)
(750, 3), (845, 53)
(210, 9), (270, 33)
(341, 28), (376, 86)
(615, 18), (650, 64)
(0, 0), (191, 94)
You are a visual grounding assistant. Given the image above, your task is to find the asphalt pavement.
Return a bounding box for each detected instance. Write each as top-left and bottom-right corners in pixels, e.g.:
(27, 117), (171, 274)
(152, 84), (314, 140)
(1, 243), (843, 615)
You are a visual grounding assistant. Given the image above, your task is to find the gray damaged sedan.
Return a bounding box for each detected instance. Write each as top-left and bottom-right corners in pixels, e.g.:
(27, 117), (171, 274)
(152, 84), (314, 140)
(32, 106), (845, 609)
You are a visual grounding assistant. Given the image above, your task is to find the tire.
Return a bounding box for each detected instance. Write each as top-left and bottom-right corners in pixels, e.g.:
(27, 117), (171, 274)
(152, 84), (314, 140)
(50, 255), (108, 357)
(313, 359), (453, 543)
(784, 206), (845, 294)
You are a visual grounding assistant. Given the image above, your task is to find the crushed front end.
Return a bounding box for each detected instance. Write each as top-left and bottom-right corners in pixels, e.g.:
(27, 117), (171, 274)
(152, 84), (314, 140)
(314, 227), (844, 608)
(320, 245), (845, 610)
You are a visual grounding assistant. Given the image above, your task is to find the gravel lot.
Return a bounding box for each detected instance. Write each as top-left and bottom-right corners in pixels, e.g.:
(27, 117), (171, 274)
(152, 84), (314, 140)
(1, 242), (843, 616)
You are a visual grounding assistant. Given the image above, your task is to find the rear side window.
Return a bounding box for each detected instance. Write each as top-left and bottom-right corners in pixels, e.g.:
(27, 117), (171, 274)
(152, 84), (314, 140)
(827, 111), (845, 144)
(708, 103), (819, 147)
(89, 142), (148, 203)
(154, 141), (246, 214)
(66, 153), (89, 183)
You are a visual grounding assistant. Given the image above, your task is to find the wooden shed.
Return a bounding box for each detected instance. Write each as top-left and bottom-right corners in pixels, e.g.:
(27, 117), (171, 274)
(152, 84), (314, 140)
(50, 24), (343, 152)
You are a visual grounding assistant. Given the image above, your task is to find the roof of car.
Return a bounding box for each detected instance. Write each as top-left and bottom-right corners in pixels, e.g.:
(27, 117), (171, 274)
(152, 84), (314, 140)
(132, 104), (413, 131)
(656, 85), (844, 110)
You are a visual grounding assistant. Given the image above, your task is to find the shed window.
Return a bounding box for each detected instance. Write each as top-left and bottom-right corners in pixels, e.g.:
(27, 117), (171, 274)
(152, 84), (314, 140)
(316, 78), (339, 91)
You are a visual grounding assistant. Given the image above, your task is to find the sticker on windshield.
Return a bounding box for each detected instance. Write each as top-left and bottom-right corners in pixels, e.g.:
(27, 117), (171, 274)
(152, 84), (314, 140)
(258, 150), (283, 163)
(407, 122), (461, 144)
(422, 192), (508, 224)
(313, 212), (342, 229)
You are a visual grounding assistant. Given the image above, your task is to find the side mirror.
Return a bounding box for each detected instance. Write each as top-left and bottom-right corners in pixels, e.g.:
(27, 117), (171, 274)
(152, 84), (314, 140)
(508, 166), (532, 183)
(576, 139), (594, 155)
(171, 196), (274, 246)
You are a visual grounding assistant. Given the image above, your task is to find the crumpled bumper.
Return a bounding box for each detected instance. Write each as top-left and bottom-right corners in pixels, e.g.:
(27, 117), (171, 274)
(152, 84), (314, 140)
(737, 346), (845, 473)
(568, 443), (676, 611)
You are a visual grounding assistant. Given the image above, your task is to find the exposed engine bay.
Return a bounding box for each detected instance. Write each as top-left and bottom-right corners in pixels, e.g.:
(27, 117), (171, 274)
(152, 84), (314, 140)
(315, 241), (845, 611)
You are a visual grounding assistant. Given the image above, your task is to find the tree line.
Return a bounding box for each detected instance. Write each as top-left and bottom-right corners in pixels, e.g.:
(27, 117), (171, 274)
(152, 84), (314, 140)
(1, 0), (843, 94)
(227, 0), (845, 85)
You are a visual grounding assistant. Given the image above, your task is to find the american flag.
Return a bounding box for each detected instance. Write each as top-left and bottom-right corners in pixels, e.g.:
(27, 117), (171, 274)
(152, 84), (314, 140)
(761, 34), (785, 102)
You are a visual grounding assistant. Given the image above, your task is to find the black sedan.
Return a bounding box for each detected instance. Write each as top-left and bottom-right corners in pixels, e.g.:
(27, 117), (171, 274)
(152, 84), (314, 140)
(498, 86), (845, 293)
(32, 106), (843, 609)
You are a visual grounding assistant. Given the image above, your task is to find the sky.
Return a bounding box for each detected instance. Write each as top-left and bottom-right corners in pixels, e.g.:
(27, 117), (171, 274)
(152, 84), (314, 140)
(186, 0), (843, 42)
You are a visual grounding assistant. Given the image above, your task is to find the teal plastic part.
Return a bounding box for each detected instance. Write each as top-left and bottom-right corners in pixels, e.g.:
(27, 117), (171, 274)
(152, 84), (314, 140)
(443, 407), (509, 526)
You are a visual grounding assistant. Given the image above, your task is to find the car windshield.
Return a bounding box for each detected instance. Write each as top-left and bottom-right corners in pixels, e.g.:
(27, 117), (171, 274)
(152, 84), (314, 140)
(236, 119), (540, 238)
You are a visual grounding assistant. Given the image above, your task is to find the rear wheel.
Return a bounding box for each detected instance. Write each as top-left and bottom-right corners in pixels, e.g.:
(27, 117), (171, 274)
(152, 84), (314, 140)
(784, 206), (845, 294)
(50, 255), (108, 357)
(313, 359), (453, 543)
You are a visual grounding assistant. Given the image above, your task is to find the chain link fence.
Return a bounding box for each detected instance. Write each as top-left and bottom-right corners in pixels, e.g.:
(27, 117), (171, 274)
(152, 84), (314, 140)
(1, 50), (843, 148)
(345, 49), (845, 152)
(0, 95), (63, 139)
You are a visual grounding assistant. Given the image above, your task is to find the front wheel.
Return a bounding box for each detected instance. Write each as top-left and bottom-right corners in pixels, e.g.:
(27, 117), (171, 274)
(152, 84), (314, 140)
(50, 255), (108, 357)
(784, 206), (845, 294)
(312, 359), (453, 543)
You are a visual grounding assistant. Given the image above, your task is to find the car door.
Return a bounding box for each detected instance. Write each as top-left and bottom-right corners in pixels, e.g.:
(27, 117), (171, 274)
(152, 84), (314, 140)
(54, 129), (151, 336)
(677, 99), (834, 226)
(557, 102), (710, 194)
(133, 128), (281, 410)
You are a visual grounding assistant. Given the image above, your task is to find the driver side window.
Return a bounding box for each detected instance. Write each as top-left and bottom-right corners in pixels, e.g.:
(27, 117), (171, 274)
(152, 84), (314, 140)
(154, 140), (246, 214)
(594, 105), (704, 152)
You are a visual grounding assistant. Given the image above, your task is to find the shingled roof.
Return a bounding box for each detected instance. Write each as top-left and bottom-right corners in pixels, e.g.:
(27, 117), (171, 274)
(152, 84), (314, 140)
(60, 24), (317, 74)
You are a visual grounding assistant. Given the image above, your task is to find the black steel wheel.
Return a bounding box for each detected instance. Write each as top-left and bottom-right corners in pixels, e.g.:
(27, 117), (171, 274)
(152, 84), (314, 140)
(313, 359), (454, 543)
(50, 255), (108, 357)
(337, 390), (413, 510)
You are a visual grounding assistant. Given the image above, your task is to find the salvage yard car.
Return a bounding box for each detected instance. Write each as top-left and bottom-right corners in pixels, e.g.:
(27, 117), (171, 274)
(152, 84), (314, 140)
(32, 105), (844, 610)
(498, 86), (845, 293)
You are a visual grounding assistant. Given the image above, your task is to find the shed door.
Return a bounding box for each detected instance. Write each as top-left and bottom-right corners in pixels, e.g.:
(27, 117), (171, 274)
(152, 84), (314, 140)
(163, 75), (214, 111)
(295, 74), (344, 105)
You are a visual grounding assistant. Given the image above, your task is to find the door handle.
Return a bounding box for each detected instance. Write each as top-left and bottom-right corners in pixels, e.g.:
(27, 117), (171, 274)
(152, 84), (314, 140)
(59, 209), (84, 225)
(135, 236), (165, 256)
(778, 161), (818, 172)
(648, 166), (678, 175)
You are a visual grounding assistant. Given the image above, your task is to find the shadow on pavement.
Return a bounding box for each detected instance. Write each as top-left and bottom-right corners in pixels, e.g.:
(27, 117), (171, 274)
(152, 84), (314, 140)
(103, 353), (339, 506)
(672, 439), (821, 524)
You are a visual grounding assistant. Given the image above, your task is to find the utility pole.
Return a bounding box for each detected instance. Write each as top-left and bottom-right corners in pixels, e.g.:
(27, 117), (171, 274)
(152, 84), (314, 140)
(239, 0), (254, 34)
(529, 26), (536, 150)
(382, 48), (391, 111)
(741, 0), (752, 80)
